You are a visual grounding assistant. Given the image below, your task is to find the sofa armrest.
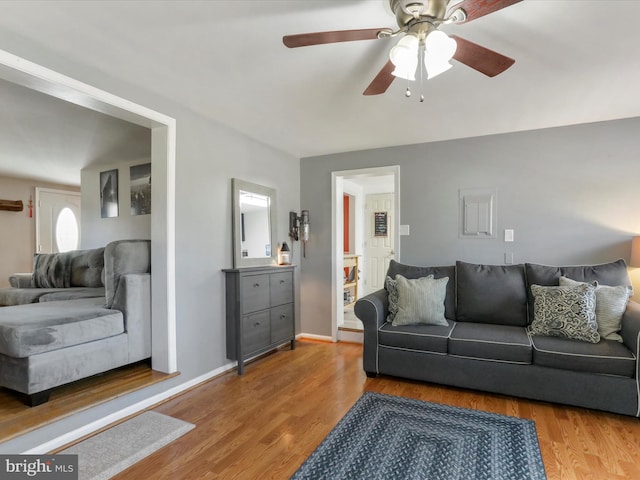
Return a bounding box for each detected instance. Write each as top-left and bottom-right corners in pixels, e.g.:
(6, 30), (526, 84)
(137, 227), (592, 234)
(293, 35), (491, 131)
(621, 300), (640, 356)
(111, 273), (151, 362)
(9, 273), (32, 288)
(354, 289), (389, 375)
(355, 289), (388, 329)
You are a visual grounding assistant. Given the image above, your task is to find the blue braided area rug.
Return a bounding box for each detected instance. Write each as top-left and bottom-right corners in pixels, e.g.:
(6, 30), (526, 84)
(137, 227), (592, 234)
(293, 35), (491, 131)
(291, 391), (546, 480)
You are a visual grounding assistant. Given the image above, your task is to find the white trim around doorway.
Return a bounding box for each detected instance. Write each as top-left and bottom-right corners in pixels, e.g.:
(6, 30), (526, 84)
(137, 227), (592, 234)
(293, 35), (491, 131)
(331, 166), (400, 343)
(0, 48), (177, 374)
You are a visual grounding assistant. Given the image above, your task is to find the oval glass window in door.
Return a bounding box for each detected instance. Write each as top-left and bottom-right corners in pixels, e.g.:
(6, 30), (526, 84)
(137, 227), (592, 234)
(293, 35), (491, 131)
(55, 207), (79, 252)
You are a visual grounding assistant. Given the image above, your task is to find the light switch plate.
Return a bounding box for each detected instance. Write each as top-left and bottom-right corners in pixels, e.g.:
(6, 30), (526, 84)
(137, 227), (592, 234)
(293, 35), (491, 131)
(504, 229), (514, 242)
(400, 225), (410, 236)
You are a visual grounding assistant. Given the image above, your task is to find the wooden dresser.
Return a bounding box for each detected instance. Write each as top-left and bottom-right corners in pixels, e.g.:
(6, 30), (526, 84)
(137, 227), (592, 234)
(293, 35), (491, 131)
(223, 265), (296, 374)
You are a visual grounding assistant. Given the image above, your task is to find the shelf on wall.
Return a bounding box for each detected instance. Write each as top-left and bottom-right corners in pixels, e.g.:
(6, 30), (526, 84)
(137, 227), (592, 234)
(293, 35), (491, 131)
(0, 200), (24, 212)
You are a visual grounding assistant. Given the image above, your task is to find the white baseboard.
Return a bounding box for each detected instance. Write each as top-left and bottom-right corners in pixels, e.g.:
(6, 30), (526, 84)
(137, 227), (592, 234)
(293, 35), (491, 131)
(23, 361), (237, 454)
(296, 333), (334, 342)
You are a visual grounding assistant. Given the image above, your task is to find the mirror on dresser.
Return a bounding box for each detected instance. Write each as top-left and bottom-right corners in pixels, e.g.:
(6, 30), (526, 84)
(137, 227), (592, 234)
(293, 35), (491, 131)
(231, 178), (277, 268)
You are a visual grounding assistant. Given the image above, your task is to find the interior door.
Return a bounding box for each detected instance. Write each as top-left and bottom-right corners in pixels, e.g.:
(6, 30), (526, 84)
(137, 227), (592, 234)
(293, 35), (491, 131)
(364, 193), (394, 296)
(36, 188), (81, 253)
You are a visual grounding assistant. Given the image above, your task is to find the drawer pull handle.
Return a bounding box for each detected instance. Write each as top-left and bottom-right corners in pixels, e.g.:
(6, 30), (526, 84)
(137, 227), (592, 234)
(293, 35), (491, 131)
(280, 280), (285, 284)
(280, 314), (286, 319)
(254, 322), (261, 327)
(253, 283), (260, 288)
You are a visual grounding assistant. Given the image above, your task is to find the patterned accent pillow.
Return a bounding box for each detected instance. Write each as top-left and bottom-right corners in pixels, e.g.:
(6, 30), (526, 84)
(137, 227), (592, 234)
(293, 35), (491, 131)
(385, 275), (399, 323)
(392, 274), (448, 327)
(530, 284), (599, 343)
(559, 276), (631, 343)
(31, 252), (73, 288)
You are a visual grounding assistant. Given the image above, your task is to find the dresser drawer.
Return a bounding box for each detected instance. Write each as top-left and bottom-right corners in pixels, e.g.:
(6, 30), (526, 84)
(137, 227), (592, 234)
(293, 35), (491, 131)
(270, 272), (293, 306)
(271, 303), (294, 344)
(242, 311), (270, 354)
(241, 274), (270, 313)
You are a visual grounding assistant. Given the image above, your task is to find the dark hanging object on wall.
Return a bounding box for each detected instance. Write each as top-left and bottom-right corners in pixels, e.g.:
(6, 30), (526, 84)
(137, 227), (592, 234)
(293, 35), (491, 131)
(0, 200), (24, 212)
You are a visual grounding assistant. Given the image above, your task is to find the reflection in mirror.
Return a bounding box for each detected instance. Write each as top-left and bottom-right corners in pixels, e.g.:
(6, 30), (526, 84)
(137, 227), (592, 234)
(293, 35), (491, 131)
(232, 179), (277, 268)
(239, 190), (271, 259)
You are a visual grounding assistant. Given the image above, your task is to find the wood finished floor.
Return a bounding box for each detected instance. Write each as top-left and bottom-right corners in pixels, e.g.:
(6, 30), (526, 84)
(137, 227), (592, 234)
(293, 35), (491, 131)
(0, 361), (175, 444)
(98, 340), (640, 480)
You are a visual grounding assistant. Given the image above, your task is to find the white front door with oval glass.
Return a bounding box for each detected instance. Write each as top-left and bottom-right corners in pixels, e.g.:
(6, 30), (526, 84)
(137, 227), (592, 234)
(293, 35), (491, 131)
(35, 188), (81, 253)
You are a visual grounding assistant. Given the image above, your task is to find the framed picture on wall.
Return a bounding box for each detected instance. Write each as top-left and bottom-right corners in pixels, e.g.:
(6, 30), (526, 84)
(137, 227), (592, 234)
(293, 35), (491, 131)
(374, 211), (388, 237)
(100, 169), (119, 218)
(130, 163), (151, 216)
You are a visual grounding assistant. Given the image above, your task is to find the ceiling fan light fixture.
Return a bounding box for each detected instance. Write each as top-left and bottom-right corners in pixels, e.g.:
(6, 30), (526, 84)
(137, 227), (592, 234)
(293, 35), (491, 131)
(389, 34), (419, 80)
(425, 30), (457, 61)
(422, 30), (457, 79)
(424, 57), (453, 79)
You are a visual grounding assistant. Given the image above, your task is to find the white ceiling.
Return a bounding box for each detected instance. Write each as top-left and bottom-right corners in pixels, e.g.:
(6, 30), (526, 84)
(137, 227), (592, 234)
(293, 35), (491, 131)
(0, 0), (639, 184)
(0, 79), (151, 185)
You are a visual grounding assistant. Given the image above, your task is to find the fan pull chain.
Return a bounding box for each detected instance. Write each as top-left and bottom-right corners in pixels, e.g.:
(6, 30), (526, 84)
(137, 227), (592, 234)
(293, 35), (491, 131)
(419, 41), (425, 103)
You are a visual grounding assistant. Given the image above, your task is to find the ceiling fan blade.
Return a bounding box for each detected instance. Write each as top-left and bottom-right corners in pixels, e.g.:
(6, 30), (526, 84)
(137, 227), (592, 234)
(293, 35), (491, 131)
(363, 60), (395, 96)
(283, 28), (387, 48)
(447, 0), (523, 23)
(450, 35), (515, 77)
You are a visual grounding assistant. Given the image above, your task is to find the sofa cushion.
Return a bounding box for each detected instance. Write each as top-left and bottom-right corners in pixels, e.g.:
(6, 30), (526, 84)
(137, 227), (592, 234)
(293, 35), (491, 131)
(530, 284), (600, 343)
(449, 323), (532, 364)
(559, 276), (630, 343)
(392, 275), (448, 327)
(525, 259), (631, 321)
(386, 260), (456, 320)
(0, 288), (51, 306)
(38, 288), (105, 302)
(379, 320), (455, 354)
(0, 287), (105, 307)
(530, 334), (635, 377)
(0, 298), (124, 358)
(455, 261), (528, 326)
(31, 252), (74, 288)
(70, 247), (105, 287)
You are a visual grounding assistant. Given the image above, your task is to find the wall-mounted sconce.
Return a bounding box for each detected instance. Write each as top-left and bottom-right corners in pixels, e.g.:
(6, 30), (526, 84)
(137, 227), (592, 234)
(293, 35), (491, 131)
(289, 210), (310, 257)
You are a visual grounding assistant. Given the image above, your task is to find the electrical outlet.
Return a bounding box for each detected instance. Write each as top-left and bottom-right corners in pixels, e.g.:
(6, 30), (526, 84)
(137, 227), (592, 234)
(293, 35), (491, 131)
(504, 229), (514, 242)
(505, 252), (514, 264)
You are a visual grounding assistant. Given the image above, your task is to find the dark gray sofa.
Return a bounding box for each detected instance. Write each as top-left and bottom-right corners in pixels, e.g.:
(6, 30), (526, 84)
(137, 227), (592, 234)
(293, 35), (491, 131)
(0, 240), (151, 406)
(355, 259), (640, 417)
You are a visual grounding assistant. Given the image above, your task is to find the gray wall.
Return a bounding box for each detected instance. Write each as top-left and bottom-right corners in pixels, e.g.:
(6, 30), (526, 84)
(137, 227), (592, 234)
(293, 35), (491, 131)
(81, 158), (152, 248)
(0, 38), (300, 452)
(0, 175), (79, 288)
(300, 117), (640, 337)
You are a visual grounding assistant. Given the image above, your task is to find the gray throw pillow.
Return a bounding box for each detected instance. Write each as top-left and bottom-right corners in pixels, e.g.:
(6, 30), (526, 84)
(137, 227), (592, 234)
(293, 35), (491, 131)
(386, 274), (434, 323)
(559, 276), (631, 343)
(392, 274), (448, 327)
(530, 283), (599, 343)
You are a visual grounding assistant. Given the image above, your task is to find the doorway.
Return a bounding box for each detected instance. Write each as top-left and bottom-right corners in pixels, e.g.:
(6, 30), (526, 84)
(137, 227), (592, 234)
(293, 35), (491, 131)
(35, 188), (81, 254)
(0, 50), (177, 375)
(331, 166), (400, 342)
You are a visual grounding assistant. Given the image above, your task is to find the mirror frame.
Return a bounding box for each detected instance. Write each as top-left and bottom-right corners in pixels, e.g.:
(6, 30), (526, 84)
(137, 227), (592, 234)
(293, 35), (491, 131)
(232, 178), (277, 268)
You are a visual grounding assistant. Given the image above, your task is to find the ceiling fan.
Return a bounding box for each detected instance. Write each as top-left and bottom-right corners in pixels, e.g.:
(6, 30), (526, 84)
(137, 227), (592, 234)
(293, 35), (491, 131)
(283, 0), (522, 97)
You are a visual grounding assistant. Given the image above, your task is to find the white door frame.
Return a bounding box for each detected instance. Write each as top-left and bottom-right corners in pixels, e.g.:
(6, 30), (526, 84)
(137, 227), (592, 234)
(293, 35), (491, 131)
(35, 187), (81, 253)
(331, 166), (400, 342)
(0, 49), (177, 374)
